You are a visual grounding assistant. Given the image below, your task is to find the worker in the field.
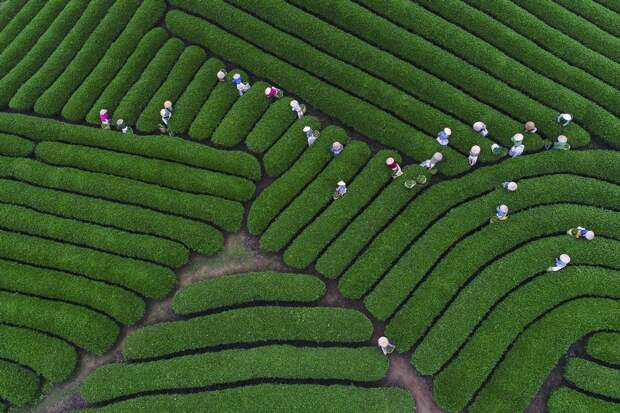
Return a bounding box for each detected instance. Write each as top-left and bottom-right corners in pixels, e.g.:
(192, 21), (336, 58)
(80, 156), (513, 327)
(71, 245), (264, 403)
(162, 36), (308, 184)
(436, 127), (451, 146)
(548, 254), (570, 272)
(468, 145), (481, 166)
(567, 227), (594, 240)
(473, 121), (488, 137)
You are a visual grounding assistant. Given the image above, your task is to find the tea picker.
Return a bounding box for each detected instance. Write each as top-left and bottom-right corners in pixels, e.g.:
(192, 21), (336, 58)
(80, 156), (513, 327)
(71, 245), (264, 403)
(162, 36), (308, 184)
(567, 227), (594, 240)
(303, 126), (319, 146)
(524, 121), (537, 134)
(264, 86), (283, 99)
(386, 157), (403, 179)
(99, 109), (110, 129)
(116, 119), (132, 134)
(473, 121), (488, 137)
(419, 152), (443, 174)
(378, 337), (395, 355)
(508, 133), (525, 158)
(546, 135), (570, 151)
(231, 73), (250, 96)
(436, 127), (451, 146)
(547, 254), (570, 272)
(217, 68), (227, 82)
(557, 113), (573, 127)
(502, 181), (518, 192)
(290, 99), (306, 119)
(468, 145), (481, 166)
(490, 204), (509, 223)
(333, 181), (347, 200)
(331, 141), (344, 156)
(491, 143), (507, 157)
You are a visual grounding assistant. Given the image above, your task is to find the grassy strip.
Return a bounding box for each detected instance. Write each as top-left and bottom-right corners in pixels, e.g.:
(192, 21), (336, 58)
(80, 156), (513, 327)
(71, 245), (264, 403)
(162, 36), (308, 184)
(465, 0), (620, 88)
(0, 290), (119, 355)
(9, 0), (111, 110)
(173, 1), (491, 160)
(469, 298), (620, 413)
(386, 204), (620, 353)
(136, 46), (206, 132)
(587, 332), (620, 364)
(0, 201), (188, 268)
(211, 81), (271, 147)
(552, 0), (620, 37)
(30, 148), (245, 230)
(83, 346), (387, 403)
(0, 228), (176, 300)
(85, 28), (169, 125)
(365, 174), (620, 318)
(0, 0), (29, 33)
(34, 0), (142, 116)
(0, 0), (67, 78)
(284, 149), (398, 268)
(0, 258), (144, 326)
(340, 150), (620, 300)
(74, 384), (414, 413)
(0, 179), (223, 256)
(33, 142), (255, 203)
(0, 0), (89, 107)
(412, 236), (620, 376)
(0, 359), (38, 407)
(166, 10), (468, 176)
(248, 126), (348, 235)
(112, 37), (185, 125)
(188, 69), (247, 141)
(295, 0), (588, 147)
(0, 113), (261, 181)
(0, 0), (44, 52)
(245, 97), (297, 153)
(548, 387), (620, 413)
(0, 324), (76, 383)
(260, 141), (372, 252)
(263, 116), (321, 178)
(62, 0), (167, 121)
(168, 58), (223, 134)
(565, 358), (620, 399)
(124, 306), (373, 359)
(0, 133), (33, 157)
(513, 0), (620, 61)
(315, 165), (427, 279)
(433, 265), (620, 412)
(386, 0), (619, 147)
(172, 272), (326, 315)
(236, 0), (539, 149)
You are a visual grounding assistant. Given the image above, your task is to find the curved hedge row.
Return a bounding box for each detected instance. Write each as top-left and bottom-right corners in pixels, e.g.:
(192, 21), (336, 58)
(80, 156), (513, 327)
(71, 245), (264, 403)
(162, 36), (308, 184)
(136, 45), (206, 133)
(0, 290), (119, 355)
(172, 272), (326, 315)
(565, 357), (620, 400)
(31, 143), (255, 203)
(34, 0), (142, 116)
(248, 126), (348, 235)
(0, 228), (176, 299)
(62, 0), (166, 121)
(82, 346), (387, 403)
(27, 150), (245, 230)
(283, 149), (401, 269)
(0, 179), (223, 256)
(8, 0), (110, 110)
(260, 140), (371, 252)
(386, 204), (620, 352)
(364, 173), (620, 317)
(0, 324), (76, 383)
(0, 201), (189, 267)
(74, 384), (414, 413)
(123, 306), (373, 360)
(587, 332), (620, 364)
(548, 387), (619, 413)
(468, 298), (620, 413)
(168, 57), (222, 134)
(245, 97), (297, 153)
(85, 28), (169, 125)
(166, 9), (469, 176)
(0, 258), (145, 325)
(0, 359), (38, 407)
(412, 236), (620, 376)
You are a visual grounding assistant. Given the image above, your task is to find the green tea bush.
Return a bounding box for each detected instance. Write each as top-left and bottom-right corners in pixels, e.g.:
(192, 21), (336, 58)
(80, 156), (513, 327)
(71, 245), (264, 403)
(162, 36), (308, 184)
(245, 97), (296, 153)
(564, 358), (620, 399)
(586, 332), (620, 364)
(0, 133), (33, 156)
(548, 387), (619, 413)
(0, 359), (38, 407)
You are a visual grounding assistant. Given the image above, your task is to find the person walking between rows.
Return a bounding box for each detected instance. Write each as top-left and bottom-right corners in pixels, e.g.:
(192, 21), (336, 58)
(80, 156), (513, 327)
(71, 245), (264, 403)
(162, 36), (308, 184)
(378, 337), (395, 355)
(548, 254), (570, 272)
(159, 100), (174, 136)
(99, 109), (110, 129)
(303, 126), (319, 146)
(567, 227), (595, 240)
(468, 145), (481, 166)
(386, 157), (403, 179)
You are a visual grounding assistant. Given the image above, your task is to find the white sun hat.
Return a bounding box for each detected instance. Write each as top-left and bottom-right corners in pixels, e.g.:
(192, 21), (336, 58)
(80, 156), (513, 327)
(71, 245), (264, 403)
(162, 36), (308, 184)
(585, 231), (595, 240)
(432, 152), (443, 162)
(557, 135), (568, 143)
(470, 145), (481, 155)
(512, 133), (524, 143)
(302, 126), (311, 133)
(443, 127), (452, 136)
(507, 182), (518, 192)
(559, 254), (571, 264)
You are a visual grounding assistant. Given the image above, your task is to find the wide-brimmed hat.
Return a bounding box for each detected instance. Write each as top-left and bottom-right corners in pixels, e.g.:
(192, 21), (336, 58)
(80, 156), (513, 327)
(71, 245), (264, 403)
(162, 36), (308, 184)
(470, 145), (481, 155)
(559, 254), (571, 264)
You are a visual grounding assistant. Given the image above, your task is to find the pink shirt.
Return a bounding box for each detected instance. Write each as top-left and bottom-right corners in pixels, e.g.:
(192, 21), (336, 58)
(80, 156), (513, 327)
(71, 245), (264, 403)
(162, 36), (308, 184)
(100, 113), (110, 122)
